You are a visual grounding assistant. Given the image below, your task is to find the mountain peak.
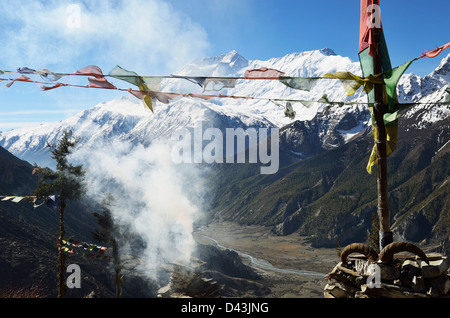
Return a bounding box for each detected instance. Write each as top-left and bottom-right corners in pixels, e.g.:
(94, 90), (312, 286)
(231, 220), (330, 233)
(318, 47), (337, 56)
(222, 50), (240, 60)
(431, 53), (450, 77)
(219, 50), (248, 70)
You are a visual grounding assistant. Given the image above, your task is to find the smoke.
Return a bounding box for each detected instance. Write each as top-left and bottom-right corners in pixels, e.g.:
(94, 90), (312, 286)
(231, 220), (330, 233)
(70, 137), (204, 280)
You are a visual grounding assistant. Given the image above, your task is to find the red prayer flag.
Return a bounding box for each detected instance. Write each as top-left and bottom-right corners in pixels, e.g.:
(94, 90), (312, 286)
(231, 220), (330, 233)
(6, 75), (33, 87)
(73, 65), (104, 78)
(88, 77), (116, 89)
(244, 67), (285, 79)
(419, 42), (450, 59)
(41, 82), (68, 91)
(359, 0), (382, 56)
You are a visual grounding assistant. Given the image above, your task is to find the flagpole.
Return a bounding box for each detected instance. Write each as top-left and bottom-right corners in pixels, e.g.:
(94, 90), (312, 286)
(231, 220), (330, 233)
(371, 7), (393, 250)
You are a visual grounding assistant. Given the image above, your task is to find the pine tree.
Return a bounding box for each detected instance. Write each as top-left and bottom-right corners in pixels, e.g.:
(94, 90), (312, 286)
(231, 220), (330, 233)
(92, 194), (123, 298)
(31, 130), (85, 298)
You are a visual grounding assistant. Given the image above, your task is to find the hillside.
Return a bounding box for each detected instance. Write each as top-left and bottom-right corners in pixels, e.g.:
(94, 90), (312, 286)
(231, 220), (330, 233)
(205, 108), (450, 247)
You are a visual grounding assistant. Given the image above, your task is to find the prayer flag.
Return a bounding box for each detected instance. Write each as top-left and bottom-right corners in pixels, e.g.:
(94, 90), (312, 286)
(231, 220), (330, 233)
(279, 77), (319, 91)
(359, 0), (397, 174)
(109, 65), (158, 112)
(73, 65), (104, 78)
(88, 77), (117, 89)
(245, 67), (285, 79)
(203, 78), (237, 92)
(419, 41), (450, 59)
(322, 72), (384, 95)
(284, 102), (296, 120)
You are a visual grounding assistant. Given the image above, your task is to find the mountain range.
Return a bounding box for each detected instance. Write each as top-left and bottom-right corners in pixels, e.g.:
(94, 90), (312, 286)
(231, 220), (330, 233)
(1, 48), (449, 251)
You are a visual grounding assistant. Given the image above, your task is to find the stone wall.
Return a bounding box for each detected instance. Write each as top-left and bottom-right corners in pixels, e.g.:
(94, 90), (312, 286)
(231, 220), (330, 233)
(324, 252), (450, 298)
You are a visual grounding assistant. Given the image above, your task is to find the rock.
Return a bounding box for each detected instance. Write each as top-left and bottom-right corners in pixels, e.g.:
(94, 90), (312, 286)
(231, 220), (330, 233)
(353, 260), (399, 281)
(360, 283), (429, 298)
(411, 276), (426, 292)
(428, 275), (450, 295)
(157, 284), (171, 298)
(421, 257), (449, 278)
(324, 283), (351, 298)
(379, 263), (400, 281)
(324, 250), (450, 298)
(354, 259), (372, 276)
(329, 262), (365, 287)
(427, 287), (440, 297)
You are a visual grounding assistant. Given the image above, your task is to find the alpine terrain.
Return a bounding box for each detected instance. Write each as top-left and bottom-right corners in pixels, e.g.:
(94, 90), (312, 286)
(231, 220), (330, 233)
(1, 48), (449, 276)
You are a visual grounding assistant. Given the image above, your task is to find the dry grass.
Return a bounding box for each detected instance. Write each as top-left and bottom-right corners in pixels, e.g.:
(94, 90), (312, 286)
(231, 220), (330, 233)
(0, 283), (48, 298)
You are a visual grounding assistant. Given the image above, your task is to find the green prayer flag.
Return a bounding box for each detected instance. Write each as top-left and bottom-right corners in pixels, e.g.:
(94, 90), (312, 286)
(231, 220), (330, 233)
(383, 58), (416, 114)
(279, 76), (319, 91)
(109, 65), (158, 112)
(284, 102), (296, 120)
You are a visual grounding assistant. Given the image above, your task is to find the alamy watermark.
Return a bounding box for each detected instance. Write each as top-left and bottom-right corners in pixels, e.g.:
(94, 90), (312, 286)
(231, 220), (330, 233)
(171, 122), (280, 174)
(366, 263), (381, 288)
(66, 4), (82, 29)
(66, 263), (81, 289)
(366, 4), (381, 29)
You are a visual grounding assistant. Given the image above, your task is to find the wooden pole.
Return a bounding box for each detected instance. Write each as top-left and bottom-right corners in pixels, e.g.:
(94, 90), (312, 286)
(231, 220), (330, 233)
(371, 23), (393, 250)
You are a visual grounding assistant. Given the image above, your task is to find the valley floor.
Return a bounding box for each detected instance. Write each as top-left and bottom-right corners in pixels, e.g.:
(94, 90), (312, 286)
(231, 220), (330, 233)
(193, 222), (340, 298)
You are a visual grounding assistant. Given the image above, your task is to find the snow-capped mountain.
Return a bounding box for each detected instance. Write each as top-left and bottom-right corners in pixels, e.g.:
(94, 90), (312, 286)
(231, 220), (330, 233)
(0, 49), (448, 169)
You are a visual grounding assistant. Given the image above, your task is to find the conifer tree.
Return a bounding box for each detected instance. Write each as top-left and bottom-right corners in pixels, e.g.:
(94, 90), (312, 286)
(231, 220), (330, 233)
(92, 194), (123, 298)
(31, 130), (85, 298)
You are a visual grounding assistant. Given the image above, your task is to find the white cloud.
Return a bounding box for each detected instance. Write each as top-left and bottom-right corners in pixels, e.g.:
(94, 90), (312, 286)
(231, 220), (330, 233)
(0, 0), (211, 75)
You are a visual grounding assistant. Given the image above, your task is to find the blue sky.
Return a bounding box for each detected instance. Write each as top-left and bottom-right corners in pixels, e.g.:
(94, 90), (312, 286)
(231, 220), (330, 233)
(0, 0), (449, 132)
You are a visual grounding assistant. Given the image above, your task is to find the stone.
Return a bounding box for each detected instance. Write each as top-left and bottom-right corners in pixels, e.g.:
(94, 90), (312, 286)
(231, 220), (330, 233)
(324, 283), (351, 298)
(157, 284), (171, 298)
(428, 275), (450, 295)
(411, 276), (426, 292)
(379, 263), (400, 281)
(427, 287), (440, 297)
(361, 282), (428, 298)
(421, 257), (449, 278)
(329, 262), (365, 286)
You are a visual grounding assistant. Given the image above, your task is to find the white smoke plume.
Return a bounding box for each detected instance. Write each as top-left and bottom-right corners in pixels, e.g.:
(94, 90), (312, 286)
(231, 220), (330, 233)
(70, 137), (203, 280)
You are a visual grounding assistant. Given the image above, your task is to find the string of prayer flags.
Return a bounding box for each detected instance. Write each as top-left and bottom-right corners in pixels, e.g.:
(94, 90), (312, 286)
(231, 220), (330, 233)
(1, 195), (28, 203)
(1, 39), (449, 120)
(0, 194), (63, 210)
(60, 238), (113, 261)
(0, 195), (43, 208)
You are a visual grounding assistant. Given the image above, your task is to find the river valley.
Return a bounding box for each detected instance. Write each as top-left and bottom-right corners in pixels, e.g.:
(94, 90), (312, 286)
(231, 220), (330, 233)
(193, 222), (340, 298)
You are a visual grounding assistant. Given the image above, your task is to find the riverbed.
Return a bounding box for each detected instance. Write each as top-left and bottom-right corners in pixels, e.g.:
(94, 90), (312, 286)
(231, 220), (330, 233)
(193, 222), (340, 298)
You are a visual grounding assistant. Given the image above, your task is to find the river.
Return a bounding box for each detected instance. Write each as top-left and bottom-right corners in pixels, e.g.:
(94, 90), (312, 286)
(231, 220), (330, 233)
(198, 234), (326, 278)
